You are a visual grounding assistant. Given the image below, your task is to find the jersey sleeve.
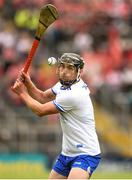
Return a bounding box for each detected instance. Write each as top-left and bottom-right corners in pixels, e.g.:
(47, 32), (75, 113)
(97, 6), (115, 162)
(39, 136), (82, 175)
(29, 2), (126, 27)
(53, 92), (76, 112)
(51, 82), (60, 95)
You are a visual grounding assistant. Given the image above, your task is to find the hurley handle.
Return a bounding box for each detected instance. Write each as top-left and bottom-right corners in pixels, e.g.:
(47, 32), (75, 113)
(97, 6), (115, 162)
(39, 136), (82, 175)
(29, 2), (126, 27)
(23, 38), (40, 73)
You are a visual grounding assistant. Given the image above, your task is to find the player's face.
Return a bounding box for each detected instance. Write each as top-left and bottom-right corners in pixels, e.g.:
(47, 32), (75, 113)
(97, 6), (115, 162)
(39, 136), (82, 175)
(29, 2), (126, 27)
(57, 62), (77, 82)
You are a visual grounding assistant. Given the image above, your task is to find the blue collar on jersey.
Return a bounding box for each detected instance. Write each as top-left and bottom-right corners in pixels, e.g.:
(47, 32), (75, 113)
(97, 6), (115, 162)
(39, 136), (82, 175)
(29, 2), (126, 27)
(60, 86), (71, 90)
(60, 79), (80, 90)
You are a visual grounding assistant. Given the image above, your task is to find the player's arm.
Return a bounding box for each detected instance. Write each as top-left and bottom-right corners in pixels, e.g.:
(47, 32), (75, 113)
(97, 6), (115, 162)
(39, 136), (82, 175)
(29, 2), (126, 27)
(12, 80), (59, 116)
(20, 71), (55, 103)
(20, 93), (59, 116)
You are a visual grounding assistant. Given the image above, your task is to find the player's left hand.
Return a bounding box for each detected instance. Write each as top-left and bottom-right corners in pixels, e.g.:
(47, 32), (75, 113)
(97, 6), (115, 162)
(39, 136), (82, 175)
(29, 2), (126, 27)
(11, 79), (27, 95)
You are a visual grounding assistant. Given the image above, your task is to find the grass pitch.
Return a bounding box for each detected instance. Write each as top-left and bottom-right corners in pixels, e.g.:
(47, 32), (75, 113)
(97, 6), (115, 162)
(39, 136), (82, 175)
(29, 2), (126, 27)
(0, 162), (132, 179)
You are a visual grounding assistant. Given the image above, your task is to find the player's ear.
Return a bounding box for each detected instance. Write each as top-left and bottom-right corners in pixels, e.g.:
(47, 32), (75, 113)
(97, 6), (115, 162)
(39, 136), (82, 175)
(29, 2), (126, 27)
(56, 67), (59, 76)
(77, 68), (83, 74)
(78, 68), (83, 77)
(80, 69), (83, 74)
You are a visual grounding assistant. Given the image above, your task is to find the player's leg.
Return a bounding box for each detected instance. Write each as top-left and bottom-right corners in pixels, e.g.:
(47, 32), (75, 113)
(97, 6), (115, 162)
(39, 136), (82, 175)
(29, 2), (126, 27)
(68, 154), (101, 179)
(68, 167), (89, 179)
(48, 169), (67, 179)
(48, 154), (70, 179)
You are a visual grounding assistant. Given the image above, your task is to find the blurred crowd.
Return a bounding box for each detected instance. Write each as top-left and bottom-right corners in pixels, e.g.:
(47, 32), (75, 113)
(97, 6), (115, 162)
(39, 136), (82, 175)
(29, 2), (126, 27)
(0, 0), (132, 125)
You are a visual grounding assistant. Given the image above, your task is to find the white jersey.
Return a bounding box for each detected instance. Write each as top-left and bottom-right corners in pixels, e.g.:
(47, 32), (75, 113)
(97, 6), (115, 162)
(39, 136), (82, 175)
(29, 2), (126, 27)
(52, 79), (101, 156)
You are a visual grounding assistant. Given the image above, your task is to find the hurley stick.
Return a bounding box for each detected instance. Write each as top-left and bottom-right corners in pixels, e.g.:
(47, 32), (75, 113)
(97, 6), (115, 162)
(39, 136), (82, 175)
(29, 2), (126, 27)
(23, 4), (59, 73)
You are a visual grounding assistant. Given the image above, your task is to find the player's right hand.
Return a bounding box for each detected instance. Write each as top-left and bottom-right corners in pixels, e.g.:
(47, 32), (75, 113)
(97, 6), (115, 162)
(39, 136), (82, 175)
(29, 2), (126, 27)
(19, 70), (31, 87)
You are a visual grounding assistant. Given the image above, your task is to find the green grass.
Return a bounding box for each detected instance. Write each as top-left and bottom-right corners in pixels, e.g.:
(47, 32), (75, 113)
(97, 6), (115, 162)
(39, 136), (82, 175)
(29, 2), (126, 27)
(0, 162), (48, 179)
(0, 162), (131, 179)
(92, 171), (132, 179)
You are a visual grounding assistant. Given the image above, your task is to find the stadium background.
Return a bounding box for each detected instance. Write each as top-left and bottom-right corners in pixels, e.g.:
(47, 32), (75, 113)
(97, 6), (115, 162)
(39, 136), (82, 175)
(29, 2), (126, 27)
(0, 0), (132, 178)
